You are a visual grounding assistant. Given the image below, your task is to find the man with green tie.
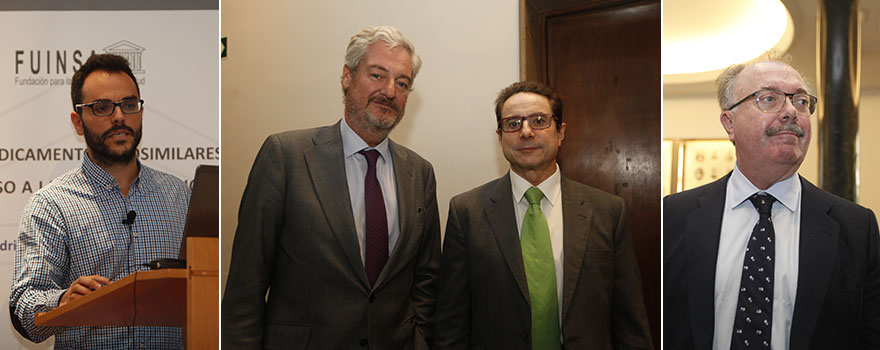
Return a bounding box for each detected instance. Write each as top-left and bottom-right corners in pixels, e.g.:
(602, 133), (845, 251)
(434, 81), (653, 349)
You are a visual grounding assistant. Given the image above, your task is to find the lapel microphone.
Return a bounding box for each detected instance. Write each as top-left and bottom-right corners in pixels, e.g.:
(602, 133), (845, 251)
(123, 210), (137, 226)
(123, 210), (137, 276)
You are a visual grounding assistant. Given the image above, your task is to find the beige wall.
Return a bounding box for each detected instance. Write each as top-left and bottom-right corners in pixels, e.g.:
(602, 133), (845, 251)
(663, 88), (880, 212)
(220, 0), (519, 292)
(859, 89), (880, 211)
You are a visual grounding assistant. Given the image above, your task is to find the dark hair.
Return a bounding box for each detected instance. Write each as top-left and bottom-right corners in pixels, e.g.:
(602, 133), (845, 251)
(70, 54), (140, 111)
(494, 81), (563, 130)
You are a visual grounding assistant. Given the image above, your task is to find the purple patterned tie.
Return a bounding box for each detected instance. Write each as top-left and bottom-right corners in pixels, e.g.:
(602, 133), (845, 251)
(359, 149), (388, 286)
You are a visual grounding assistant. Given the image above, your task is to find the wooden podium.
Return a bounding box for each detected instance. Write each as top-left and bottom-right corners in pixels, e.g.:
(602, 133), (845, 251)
(35, 237), (218, 349)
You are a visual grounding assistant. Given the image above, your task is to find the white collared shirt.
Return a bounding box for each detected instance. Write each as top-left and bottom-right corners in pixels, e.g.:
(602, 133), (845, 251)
(340, 118), (400, 263)
(510, 164), (564, 323)
(714, 165), (801, 350)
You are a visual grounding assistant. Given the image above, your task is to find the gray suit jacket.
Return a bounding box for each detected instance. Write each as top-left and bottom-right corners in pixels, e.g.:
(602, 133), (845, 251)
(222, 122), (441, 349)
(434, 173), (653, 350)
(664, 174), (880, 349)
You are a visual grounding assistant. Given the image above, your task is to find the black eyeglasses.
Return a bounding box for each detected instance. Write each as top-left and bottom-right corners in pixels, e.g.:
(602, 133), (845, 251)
(725, 89), (817, 115)
(497, 113), (558, 132)
(76, 98), (144, 116)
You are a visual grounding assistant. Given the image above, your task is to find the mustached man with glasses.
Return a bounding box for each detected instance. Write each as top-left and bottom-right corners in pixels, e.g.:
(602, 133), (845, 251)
(434, 81), (653, 350)
(9, 54), (190, 348)
(664, 54), (880, 349)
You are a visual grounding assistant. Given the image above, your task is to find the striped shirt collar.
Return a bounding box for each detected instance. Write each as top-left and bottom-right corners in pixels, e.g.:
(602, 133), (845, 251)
(81, 152), (154, 193)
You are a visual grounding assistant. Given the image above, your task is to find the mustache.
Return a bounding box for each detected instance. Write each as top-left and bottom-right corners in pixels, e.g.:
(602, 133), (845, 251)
(370, 96), (399, 112)
(766, 122), (804, 137)
(101, 124), (136, 140)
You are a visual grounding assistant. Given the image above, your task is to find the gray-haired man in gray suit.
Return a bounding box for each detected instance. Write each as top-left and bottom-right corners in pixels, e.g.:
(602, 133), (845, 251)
(222, 25), (440, 350)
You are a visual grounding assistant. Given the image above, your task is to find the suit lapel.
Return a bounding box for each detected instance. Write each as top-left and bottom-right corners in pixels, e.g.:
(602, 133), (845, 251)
(560, 177), (590, 322)
(303, 122), (368, 287)
(485, 174), (531, 303)
(373, 140), (416, 289)
(685, 175), (729, 349)
(789, 178), (839, 350)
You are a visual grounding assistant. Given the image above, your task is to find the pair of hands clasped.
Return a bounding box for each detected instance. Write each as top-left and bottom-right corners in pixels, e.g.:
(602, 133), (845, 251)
(59, 275), (111, 307)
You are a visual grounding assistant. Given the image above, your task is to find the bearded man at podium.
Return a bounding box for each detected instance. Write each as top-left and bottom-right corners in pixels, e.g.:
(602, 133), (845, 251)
(9, 54), (190, 349)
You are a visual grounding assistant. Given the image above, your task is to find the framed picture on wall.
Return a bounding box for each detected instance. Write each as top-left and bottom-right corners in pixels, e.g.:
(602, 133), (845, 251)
(679, 139), (736, 191)
(662, 139), (676, 197)
(663, 139), (737, 195)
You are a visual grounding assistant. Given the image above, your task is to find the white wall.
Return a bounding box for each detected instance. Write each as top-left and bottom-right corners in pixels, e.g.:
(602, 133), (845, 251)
(220, 0), (519, 292)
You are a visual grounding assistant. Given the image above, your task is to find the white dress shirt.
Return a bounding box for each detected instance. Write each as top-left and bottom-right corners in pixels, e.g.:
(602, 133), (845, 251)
(510, 165), (564, 323)
(340, 118), (400, 263)
(714, 165), (801, 350)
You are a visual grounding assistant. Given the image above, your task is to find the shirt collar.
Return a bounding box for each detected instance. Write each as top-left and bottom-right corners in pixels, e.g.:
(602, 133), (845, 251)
(510, 163), (562, 207)
(729, 164), (800, 212)
(81, 152), (149, 193)
(340, 117), (391, 161)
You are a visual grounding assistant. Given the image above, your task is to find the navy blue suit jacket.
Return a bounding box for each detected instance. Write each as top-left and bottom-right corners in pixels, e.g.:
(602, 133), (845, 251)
(664, 174), (880, 349)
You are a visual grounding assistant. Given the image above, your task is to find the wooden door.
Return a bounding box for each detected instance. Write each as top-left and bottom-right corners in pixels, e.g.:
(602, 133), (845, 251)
(524, 0), (661, 346)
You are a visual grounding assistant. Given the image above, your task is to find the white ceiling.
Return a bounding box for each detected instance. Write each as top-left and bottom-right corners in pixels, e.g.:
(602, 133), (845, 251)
(664, 0), (880, 95)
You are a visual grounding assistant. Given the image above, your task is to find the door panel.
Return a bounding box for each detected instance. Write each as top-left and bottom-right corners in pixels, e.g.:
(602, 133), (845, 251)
(526, 0), (661, 346)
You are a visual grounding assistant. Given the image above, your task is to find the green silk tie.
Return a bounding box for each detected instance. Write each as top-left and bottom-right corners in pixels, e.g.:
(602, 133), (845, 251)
(522, 187), (561, 350)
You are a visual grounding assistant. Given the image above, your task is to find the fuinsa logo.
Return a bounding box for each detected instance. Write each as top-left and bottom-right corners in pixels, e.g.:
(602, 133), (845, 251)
(103, 40), (146, 74)
(14, 49), (95, 75)
(13, 40), (147, 86)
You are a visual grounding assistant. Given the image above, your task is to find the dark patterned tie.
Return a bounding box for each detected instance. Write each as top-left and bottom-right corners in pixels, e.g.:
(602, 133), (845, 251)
(731, 193), (776, 349)
(359, 149), (388, 286)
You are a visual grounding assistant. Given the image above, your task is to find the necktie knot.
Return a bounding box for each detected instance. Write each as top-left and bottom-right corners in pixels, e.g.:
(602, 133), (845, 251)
(525, 187), (544, 206)
(748, 193), (776, 215)
(358, 149), (380, 168)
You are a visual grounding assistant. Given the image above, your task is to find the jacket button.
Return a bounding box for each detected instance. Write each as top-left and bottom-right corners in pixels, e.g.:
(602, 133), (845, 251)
(369, 294), (375, 303)
(359, 338), (369, 347)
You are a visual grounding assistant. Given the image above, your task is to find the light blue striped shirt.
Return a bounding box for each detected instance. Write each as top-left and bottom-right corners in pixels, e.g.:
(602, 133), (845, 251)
(10, 154), (190, 349)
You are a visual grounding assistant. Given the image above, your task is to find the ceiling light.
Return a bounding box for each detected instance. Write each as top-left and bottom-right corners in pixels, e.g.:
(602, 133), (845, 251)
(663, 0), (794, 83)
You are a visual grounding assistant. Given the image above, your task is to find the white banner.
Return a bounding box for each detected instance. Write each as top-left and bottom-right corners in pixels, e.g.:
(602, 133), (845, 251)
(0, 10), (218, 348)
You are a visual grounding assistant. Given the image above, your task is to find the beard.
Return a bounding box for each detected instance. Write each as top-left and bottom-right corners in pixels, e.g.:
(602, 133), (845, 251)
(344, 93), (404, 131)
(81, 122), (142, 166)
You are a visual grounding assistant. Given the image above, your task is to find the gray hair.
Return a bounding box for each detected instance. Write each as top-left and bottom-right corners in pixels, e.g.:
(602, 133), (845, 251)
(342, 25), (421, 90)
(715, 50), (811, 110)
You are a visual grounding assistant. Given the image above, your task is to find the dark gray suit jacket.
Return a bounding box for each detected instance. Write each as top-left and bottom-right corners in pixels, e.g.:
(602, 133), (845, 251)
(222, 122), (441, 349)
(434, 173), (653, 350)
(664, 174), (880, 349)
